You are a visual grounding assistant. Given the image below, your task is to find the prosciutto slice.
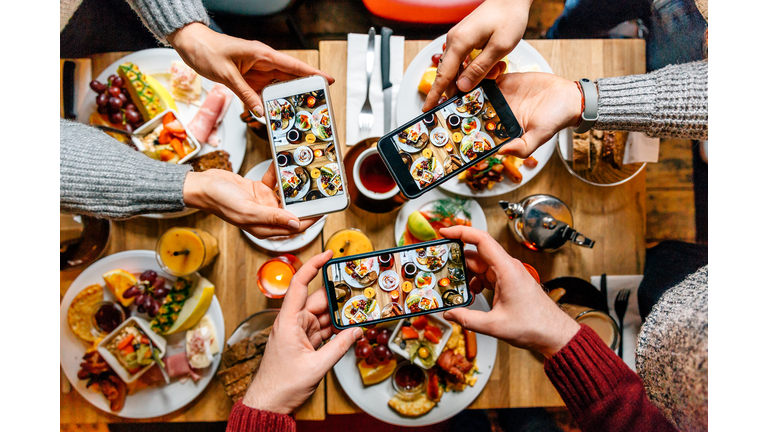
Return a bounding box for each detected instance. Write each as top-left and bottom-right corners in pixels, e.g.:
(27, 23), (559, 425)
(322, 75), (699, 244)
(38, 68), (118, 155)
(164, 352), (201, 382)
(188, 84), (233, 147)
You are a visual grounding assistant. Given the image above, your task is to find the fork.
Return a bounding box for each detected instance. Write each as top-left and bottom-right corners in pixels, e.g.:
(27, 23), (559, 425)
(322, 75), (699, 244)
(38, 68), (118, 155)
(614, 288), (631, 359)
(357, 27), (376, 133)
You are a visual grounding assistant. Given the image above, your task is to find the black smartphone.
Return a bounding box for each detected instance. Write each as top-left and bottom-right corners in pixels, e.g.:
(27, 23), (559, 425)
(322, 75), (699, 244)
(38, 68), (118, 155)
(324, 239), (473, 330)
(378, 80), (523, 199)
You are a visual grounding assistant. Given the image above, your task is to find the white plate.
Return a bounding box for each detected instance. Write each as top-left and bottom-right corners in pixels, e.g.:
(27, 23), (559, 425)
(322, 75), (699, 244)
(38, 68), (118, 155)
(396, 36), (555, 198)
(340, 258), (381, 288)
(332, 294), (497, 426)
(317, 162), (343, 197)
(451, 89), (485, 118)
(460, 116), (481, 135)
(281, 164), (311, 202)
(60, 250), (225, 419)
(429, 127), (450, 147)
(405, 288), (444, 312)
(311, 104), (333, 141)
(267, 98), (295, 136)
(340, 295), (381, 326)
(394, 189), (487, 249)
(293, 146), (314, 166)
(396, 121), (429, 153)
(241, 161), (326, 252)
(557, 129), (647, 187)
(413, 245), (448, 272)
(77, 48), (247, 218)
(414, 271), (437, 290)
(295, 110), (312, 131)
(410, 157), (444, 189)
(378, 270), (400, 292)
(459, 132), (495, 163)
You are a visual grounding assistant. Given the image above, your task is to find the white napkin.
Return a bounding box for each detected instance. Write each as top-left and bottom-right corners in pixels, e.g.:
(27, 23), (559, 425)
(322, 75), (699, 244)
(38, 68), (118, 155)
(563, 131), (659, 164)
(590, 275), (644, 371)
(346, 33), (405, 145)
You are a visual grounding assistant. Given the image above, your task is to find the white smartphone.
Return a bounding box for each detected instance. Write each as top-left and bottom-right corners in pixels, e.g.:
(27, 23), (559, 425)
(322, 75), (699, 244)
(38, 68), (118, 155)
(262, 75), (350, 218)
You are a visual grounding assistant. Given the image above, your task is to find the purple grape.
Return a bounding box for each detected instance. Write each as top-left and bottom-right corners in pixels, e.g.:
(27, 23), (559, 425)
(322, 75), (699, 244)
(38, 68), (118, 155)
(135, 293), (147, 306)
(137, 304), (146, 314)
(109, 97), (123, 111)
(108, 74), (118, 84)
(151, 276), (165, 289)
(123, 285), (141, 298)
(124, 123), (134, 134)
(112, 76), (124, 88)
(108, 86), (121, 97)
(139, 270), (157, 283)
(125, 110), (141, 125)
(96, 93), (109, 107)
(143, 295), (153, 309)
(109, 112), (123, 124)
(97, 105), (109, 115)
(153, 287), (169, 299)
(117, 93), (128, 105)
(125, 103), (137, 112)
(90, 80), (106, 93)
(148, 302), (160, 317)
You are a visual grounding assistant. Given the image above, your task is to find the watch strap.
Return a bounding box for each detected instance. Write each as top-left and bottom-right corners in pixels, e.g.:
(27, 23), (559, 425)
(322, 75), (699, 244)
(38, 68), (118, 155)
(573, 78), (598, 134)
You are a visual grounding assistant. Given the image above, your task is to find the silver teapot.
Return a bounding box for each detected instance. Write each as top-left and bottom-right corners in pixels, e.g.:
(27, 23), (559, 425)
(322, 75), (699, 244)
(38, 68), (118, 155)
(499, 194), (595, 252)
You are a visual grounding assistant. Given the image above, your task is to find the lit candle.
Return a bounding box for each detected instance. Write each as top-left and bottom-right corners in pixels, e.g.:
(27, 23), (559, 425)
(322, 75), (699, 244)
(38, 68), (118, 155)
(257, 255), (301, 298)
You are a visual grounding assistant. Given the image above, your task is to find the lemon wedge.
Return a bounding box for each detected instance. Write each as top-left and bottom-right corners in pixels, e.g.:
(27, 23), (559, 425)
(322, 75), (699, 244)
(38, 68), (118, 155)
(165, 276), (215, 334)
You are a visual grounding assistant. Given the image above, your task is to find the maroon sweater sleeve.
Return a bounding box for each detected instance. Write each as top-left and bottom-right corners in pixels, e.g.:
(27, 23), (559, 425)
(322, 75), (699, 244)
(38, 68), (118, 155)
(544, 325), (677, 432)
(226, 400), (296, 432)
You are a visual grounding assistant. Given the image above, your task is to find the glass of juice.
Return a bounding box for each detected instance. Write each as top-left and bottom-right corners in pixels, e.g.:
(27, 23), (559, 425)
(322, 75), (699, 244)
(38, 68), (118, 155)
(156, 227), (219, 276)
(325, 228), (374, 258)
(257, 254), (302, 299)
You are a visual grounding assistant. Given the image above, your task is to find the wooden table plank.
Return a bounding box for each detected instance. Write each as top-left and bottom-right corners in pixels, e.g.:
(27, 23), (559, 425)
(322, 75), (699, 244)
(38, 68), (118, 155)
(60, 50), (326, 423)
(321, 39), (646, 414)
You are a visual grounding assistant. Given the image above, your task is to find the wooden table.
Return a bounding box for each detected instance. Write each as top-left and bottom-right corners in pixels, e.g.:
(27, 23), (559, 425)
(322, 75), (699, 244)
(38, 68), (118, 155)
(60, 50), (329, 424)
(319, 39), (647, 414)
(60, 38), (646, 424)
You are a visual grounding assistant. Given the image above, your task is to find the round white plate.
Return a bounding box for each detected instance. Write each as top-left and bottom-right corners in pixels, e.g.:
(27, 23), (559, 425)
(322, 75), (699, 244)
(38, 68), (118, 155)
(396, 36), (556, 198)
(60, 250), (225, 419)
(414, 271), (437, 290)
(317, 163), (342, 197)
(241, 161), (326, 252)
(451, 88), (485, 118)
(405, 288), (443, 312)
(295, 110), (312, 131)
(340, 258), (381, 288)
(410, 157), (444, 188)
(378, 270), (400, 292)
(267, 98), (295, 136)
(459, 132), (495, 164)
(312, 104), (333, 141)
(460, 116), (481, 135)
(281, 164), (311, 202)
(394, 189), (487, 249)
(293, 145), (314, 166)
(429, 127), (450, 147)
(396, 121), (429, 153)
(77, 48), (247, 218)
(332, 294), (497, 426)
(413, 244), (448, 272)
(340, 295), (381, 326)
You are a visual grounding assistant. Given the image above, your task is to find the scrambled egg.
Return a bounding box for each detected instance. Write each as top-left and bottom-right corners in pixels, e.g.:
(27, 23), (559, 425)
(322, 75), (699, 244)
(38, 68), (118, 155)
(443, 323), (478, 392)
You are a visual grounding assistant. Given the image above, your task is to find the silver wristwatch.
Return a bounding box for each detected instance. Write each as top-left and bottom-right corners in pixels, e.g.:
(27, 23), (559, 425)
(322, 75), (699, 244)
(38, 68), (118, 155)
(572, 78), (598, 134)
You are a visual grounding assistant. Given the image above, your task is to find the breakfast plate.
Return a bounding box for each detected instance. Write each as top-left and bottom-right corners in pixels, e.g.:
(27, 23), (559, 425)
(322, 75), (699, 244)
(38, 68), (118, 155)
(267, 98), (295, 135)
(451, 88), (484, 118)
(293, 145), (314, 166)
(340, 295), (381, 326)
(414, 271), (437, 290)
(413, 244), (448, 272)
(429, 127), (450, 147)
(241, 161), (326, 252)
(77, 48), (247, 218)
(396, 35), (556, 198)
(295, 110), (312, 131)
(317, 162), (343, 197)
(410, 156), (444, 189)
(281, 164), (311, 202)
(340, 257), (381, 289)
(60, 250), (225, 419)
(312, 104), (333, 141)
(459, 132), (494, 163)
(332, 294), (497, 426)
(378, 270), (400, 292)
(405, 288), (443, 313)
(396, 121), (429, 153)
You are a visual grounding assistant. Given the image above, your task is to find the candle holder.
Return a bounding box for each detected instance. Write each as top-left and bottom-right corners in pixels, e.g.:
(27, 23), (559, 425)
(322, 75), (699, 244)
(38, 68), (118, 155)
(257, 254), (303, 299)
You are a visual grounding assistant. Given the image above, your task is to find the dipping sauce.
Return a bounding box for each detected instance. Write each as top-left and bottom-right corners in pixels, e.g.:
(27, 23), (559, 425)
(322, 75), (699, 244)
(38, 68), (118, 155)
(257, 255), (301, 299)
(394, 363), (426, 392)
(92, 302), (125, 334)
(156, 227), (219, 276)
(359, 152), (397, 194)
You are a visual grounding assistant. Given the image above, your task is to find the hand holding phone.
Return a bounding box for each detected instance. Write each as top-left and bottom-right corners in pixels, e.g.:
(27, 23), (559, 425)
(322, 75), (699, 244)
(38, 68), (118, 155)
(378, 80), (523, 199)
(262, 75), (350, 218)
(324, 239), (473, 329)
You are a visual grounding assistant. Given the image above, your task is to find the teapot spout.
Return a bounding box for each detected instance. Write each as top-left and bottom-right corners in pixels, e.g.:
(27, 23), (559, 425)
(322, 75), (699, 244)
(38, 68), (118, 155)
(498, 200), (524, 220)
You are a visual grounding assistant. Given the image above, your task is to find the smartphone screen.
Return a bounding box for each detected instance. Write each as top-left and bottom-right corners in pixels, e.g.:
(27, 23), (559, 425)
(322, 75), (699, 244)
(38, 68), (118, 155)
(379, 80), (522, 199)
(325, 240), (472, 329)
(266, 89), (343, 204)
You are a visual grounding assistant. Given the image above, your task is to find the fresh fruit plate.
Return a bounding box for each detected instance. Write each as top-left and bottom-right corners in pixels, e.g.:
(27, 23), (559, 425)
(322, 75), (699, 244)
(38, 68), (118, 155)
(332, 295), (497, 426)
(60, 250), (225, 418)
(394, 189), (487, 250)
(77, 48), (247, 218)
(396, 35), (556, 197)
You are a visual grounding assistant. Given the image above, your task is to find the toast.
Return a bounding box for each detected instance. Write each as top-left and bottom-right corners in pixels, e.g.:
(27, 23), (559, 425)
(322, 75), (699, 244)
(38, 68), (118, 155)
(572, 133), (591, 171)
(188, 150), (232, 172)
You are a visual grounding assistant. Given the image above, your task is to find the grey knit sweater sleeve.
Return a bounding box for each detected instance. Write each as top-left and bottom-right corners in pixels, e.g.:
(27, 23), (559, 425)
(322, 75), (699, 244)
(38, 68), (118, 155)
(125, 0), (210, 45)
(60, 119), (191, 219)
(596, 60), (708, 139)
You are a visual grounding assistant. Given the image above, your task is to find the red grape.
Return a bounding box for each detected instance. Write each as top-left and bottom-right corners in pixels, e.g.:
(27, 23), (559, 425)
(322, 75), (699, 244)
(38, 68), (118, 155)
(356, 337), (369, 347)
(97, 105), (109, 115)
(364, 328), (379, 341)
(431, 54), (442, 67)
(383, 348), (393, 361)
(125, 110), (141, 125)
(125, 103), (137, 112)
(373, 344), (388, 360)
(358, 344), (372, 359)
(144, 295), (154, 309)
(135, 293), (147, 306)
(90, 80), (106, 93)
(123, 285), (140, 298)
(96, 93), (109, 107)
(109, 96), (123, 111)
(108, 74), (118, 84)
(376, 332), (390, 345)
(140, 270), (157, 282)
(148, 302), (160, 317)
(108, 86), (121, 97)
(364, 355), (380, 366)
(109, 113), (123, 125)
(112, 76), (124, 88)
(117, 93), (128, 105)
(153, 286), (169, 298)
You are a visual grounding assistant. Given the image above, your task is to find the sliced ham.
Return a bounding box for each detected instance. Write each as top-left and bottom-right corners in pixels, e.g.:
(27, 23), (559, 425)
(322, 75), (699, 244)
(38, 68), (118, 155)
(164, 352), (201, 382)
(188, 84), (233, 147)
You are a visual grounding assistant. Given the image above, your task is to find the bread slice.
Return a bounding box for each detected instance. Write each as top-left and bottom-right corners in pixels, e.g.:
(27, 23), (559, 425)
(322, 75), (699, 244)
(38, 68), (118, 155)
(217, 356), (261, 386)
(188, 150), (232, 172)
(572, 137), (590, 171)
(589, 136), (603, 173)
(612, 131), (628, 167)
(602, 131), (628, 169)
(224, 373), (254, 397)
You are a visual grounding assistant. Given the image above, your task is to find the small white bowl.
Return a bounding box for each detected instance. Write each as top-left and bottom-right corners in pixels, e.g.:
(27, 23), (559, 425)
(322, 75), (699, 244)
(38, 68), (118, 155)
(387, 313), (453, 370)
(97, 317), (167, 383)
(132, 109), (201, 164)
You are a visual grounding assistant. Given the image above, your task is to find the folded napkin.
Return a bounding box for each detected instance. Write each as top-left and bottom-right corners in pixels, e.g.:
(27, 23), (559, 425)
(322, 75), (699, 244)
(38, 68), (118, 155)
(346, 32), (405, 145)
(563, 131), (659, 164)
(590, 275), (644, 371)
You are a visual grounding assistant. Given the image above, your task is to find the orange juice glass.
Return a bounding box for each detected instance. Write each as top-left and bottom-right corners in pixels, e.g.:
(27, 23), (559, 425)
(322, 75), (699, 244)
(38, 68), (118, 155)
(257, 254), (302, 299)
(156, 227), (219, 276)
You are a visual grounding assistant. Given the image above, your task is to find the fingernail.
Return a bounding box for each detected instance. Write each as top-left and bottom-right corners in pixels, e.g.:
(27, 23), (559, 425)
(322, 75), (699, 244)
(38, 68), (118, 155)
(254, 105), (264, 117)
(457, 77), (471, 91)
(288, 220), (300, 230)
(353, 328), (363, 339)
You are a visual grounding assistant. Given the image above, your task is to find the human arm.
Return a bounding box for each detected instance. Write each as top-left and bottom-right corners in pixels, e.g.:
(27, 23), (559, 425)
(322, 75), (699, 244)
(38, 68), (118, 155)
(439, 226), (676, 432)
(60, 120), (317, 237)
(227, 251), (363, 431)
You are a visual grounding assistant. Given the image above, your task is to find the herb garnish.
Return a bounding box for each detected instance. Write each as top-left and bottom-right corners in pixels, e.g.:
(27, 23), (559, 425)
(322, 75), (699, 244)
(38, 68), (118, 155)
(430, 198), (472, 222)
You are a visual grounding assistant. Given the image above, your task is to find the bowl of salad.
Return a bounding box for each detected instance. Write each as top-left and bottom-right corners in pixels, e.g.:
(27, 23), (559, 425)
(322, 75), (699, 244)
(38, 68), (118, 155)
(97, 317), (167, 383)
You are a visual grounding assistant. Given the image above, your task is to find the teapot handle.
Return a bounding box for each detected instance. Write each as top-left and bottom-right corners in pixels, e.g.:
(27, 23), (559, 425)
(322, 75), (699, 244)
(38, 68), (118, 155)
(563, 227), (595, 248)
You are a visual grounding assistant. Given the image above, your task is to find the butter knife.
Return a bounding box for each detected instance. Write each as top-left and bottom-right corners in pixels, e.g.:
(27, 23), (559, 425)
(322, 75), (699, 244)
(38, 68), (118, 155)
(381, 27), (393, 134)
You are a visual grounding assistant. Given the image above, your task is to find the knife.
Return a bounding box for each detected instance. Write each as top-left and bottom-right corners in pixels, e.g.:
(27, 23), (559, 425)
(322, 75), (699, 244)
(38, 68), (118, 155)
(381, 27), (393, 134)
(62, 60), (77, 120)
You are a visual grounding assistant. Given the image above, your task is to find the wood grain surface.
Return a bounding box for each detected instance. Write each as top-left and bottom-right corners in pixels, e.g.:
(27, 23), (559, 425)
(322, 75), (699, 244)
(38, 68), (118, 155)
(60, 50), (327, 423)
(320, 39), (647, 414)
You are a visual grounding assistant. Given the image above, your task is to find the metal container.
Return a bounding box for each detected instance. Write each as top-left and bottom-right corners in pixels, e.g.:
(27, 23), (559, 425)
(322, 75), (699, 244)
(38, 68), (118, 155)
(499, 194), (594, 252)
